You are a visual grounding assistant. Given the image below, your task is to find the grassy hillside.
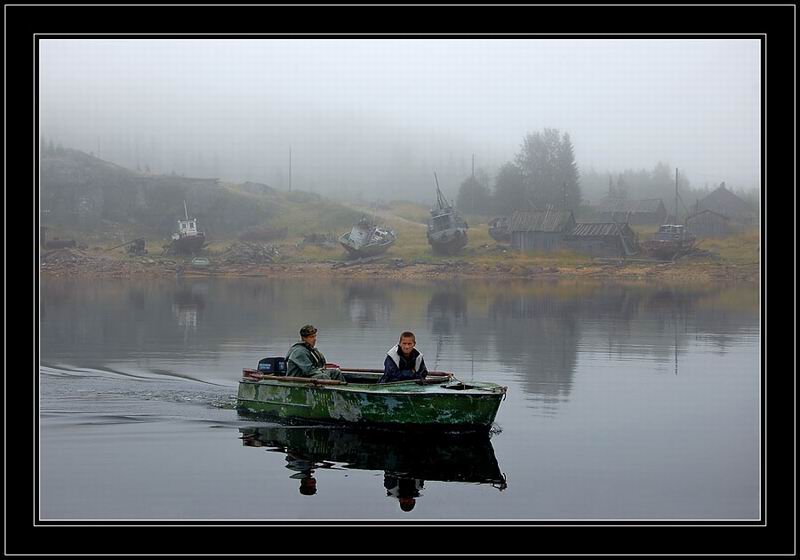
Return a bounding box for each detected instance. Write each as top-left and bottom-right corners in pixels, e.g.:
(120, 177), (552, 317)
(40, 149), (760, 269)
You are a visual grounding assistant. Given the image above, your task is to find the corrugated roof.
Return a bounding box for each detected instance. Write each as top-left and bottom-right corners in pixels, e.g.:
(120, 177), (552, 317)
(567, 222), (628, 237)
(597, 198), (665, 214)
(510, 210), (574, 232)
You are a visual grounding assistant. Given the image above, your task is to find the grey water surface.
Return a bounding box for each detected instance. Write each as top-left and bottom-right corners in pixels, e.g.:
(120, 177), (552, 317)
(39, 277), (760, 521)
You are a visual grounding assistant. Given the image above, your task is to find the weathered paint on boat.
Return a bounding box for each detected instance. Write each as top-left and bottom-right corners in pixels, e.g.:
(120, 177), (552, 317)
(427, 172), (469, 255)
(236, 370), (507, 429)
(338, 218), (397, 259)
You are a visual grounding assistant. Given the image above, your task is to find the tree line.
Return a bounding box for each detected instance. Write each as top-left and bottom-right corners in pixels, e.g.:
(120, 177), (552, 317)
(455, 129), (757, 219)
(456, 128), (581, 217)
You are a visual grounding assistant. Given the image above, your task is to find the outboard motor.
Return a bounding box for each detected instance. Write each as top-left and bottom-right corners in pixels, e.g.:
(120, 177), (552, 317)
(258, 356), (287, 376)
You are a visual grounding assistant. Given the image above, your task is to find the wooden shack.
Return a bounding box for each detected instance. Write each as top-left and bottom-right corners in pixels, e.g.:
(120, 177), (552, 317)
(509, 209), (576, 252)
(596, 198), (667, 225)
(562, 222), (639, 257)
(696, 183), (754, 224)
(686, 209), (731, 237)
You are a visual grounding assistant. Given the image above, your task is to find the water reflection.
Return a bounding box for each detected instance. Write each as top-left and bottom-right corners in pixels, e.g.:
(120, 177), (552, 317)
(341, 282), (394, 327)
(239, 426), (507, 511)
(40, 278), (759, 400)
(427, 288), (468, 336)
(384, 475), (424, 512)
(488, 290), (579, 402)
(172, 283), (207, 330)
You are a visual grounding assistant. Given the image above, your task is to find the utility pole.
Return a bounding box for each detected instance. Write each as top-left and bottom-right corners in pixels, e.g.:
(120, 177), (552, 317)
(289, 146), (292, 192)
(471, 153), (475, 215)
(675, 168), (679, 223)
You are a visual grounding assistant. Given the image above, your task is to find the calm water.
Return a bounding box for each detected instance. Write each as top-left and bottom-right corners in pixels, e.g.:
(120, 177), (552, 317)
(39, 277), (760, 520)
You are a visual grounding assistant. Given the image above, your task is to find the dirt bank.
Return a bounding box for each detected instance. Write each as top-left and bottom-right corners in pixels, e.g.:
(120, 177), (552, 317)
(39, 247), (760, 285)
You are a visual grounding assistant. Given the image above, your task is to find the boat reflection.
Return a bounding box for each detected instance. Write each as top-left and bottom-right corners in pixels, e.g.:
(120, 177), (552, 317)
(239, 425), (507, 511)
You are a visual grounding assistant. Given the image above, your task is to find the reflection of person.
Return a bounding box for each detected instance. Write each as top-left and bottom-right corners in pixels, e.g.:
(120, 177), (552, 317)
(298, 476), (317, 496)
(384, 475), (424, 512)
(286, 324), (345, 381)
(286, 453), (318, 496)
(379, 331), (428, 383)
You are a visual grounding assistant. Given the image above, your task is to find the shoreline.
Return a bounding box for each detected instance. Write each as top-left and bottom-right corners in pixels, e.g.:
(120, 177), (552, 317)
(39, 248), (760, 285)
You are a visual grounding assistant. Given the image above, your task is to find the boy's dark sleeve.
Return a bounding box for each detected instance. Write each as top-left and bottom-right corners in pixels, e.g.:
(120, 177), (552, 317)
(380, 354), (398, 383)
(418, 356), (428, 377)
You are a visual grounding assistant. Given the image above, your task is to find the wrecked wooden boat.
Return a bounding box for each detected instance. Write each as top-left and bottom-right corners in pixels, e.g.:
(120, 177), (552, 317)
(641, 224), (696, 260)
(427, 173), (468, 255)
(166, 200), (207, 255)
(239, 425), (507, 490)
(237, 359), (507, 430)
(338, 217), (397, 259)
(488, 216), (511, 242)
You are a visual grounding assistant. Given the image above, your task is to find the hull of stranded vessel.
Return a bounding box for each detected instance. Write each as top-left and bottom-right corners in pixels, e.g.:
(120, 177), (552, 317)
(641, 224), (696, 261)
(170, 234), (206, 255)
(236, 369), (507, 429)
(427, 228), (468, 255)
(641, 238), (696, 260)
(338, 232), (397, 259)
(488, 218), (511, 242)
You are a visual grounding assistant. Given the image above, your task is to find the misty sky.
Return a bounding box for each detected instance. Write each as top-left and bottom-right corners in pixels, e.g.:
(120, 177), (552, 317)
(40, 38), (761, 201)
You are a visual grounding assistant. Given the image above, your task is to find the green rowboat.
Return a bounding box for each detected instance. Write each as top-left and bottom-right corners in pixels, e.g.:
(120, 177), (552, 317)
(236, 366), (507, 429)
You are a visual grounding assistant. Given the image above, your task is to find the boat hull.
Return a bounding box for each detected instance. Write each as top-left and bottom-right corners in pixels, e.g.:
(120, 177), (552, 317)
(170, 234), (206, 255)
(236, 376), (505, 429)
(641, 239), (696, 260)
(488, 218), (511, 242)
(427, 228), (468, 255)
(488, 228), (511, 242)
(338, 235), (396, 259)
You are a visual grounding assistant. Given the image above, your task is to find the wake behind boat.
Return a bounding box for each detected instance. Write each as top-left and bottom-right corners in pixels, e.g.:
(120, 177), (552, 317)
(236, 358), (507, 430)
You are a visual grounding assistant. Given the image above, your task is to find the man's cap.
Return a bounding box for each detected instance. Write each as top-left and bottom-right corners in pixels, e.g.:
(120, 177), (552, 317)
(399, 497), (416, 512)
(300, 324), (318, 337)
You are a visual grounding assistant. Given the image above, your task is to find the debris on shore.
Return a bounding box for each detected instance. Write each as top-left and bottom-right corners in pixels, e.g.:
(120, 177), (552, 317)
(219, 243), (281, 265)
(38, 245), (758, 284)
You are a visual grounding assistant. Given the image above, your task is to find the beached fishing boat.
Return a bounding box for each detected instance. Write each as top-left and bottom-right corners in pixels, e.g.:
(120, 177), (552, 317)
(239, 425), (507, 490)
(338, 216), (397, 259)
(641, 169), (696, 261)
(488, 216), (511, 242)
(641, 223), (696, 260)
(237, 360), (507, 429)
(167, 200), (207, 255)
(427, 173), (468, 255)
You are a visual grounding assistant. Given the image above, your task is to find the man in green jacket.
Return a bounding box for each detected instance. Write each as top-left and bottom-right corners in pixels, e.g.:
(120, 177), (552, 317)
(286, 324), (345, 381)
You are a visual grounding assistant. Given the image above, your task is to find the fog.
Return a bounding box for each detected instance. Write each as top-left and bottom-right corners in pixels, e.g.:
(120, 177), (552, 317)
(39, 38), (760, 203)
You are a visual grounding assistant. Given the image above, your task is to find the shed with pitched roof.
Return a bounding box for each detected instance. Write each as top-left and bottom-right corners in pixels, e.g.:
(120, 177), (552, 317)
(509, 209), (576, 252)
(562, 222), (639, 257)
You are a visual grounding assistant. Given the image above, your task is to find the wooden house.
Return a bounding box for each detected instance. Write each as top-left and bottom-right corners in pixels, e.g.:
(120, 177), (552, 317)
(509, 209), (576, 252)
(696, 183), (754, 224)
(686, 209), (731, 237)
(596, 198), (667, 225)
(562, 222), (639, 257)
